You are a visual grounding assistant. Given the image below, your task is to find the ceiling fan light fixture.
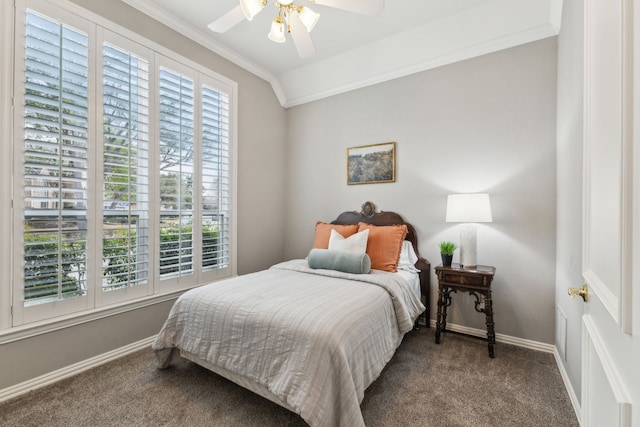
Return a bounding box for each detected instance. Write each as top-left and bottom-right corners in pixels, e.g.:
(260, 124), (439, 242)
(208, 0), (384, 59)
(240, 0), (265, 21)
(268, 16), (286, 43)
(297, 6), (319, 32)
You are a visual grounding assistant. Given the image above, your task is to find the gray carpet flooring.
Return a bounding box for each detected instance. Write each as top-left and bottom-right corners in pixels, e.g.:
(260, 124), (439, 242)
(0, 327), (579, 427)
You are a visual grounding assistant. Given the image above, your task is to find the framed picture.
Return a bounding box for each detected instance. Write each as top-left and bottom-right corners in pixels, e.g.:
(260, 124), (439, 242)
(347, 142), (396, 185)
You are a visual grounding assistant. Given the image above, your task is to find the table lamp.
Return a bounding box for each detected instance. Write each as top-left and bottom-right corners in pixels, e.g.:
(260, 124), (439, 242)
(445, 193), (492, 268)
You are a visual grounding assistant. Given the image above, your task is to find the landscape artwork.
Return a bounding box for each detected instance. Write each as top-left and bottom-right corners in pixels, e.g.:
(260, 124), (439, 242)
(347, 142), (396, 185)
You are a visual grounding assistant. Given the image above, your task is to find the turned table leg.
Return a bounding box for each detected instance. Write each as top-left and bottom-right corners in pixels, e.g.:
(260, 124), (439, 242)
(485, 290), (495, 358)
(435, 287), (446, 344)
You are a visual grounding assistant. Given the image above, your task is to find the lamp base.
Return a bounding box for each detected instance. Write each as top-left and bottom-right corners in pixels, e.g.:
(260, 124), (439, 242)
(459, 223), (477, 268)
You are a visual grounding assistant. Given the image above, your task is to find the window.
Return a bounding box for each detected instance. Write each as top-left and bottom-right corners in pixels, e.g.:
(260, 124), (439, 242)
(200, 84), (231, 272)
(11, 1), (236, 327)
(101, 40), (151, 300)
(22, 10), (90, 308)
(158, 67), (195, 280)
(157, 68), (232, 284)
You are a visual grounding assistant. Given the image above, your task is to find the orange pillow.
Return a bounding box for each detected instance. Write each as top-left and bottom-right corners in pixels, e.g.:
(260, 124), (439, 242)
(357, 222), (408, 272)
(313, 222), (359, 249)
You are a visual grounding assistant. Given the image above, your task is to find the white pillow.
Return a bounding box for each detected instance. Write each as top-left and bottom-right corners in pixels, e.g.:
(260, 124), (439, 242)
(397, 240), (420, 272)
(328, 228), (369, 253)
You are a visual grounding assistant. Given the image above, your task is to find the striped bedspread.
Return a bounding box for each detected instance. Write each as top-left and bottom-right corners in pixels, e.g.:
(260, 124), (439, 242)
(152, 259), (425, 427)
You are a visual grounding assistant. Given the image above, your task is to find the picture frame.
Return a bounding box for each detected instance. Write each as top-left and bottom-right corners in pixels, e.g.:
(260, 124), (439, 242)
(347, 142), (396, 185)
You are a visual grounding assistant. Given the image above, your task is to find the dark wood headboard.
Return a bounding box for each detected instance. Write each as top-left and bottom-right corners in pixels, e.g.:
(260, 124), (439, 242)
(330, 202), (431, 324)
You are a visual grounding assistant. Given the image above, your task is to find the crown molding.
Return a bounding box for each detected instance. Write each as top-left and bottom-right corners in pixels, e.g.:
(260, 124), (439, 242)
(122, 0), (562, 108)
(279, 0), (562, 107)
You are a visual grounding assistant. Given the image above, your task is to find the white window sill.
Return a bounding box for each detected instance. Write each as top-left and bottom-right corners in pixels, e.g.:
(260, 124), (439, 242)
(0, 290), (186, 345)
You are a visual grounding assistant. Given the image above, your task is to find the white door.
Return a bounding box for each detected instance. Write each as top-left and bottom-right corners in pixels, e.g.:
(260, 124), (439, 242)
(580, 0), (639, 425)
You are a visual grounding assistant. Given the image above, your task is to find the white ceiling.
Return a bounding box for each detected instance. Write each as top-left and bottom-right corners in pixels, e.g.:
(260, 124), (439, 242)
(123, 0), (562, 107)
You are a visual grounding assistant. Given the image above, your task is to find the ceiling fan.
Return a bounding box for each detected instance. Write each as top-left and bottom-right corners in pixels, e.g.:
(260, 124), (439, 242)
(208, 0), (384, 58)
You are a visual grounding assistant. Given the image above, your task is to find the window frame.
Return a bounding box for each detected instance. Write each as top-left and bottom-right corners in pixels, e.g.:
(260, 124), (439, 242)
(2, 0), (237, 336)
(0, 0), (17, 332)
(12, 3), (96, 325)
(97, 28), (156, 307)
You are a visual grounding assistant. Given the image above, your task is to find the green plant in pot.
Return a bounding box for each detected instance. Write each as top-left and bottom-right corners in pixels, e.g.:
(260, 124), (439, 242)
(439, 241), (457, 267)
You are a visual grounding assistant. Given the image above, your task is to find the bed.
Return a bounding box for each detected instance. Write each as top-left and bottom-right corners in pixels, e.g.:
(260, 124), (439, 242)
(152, 202), (431, 427)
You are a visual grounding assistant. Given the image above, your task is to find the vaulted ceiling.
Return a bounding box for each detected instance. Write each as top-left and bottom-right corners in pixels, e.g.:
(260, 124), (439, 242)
(123, 0), (562, 107)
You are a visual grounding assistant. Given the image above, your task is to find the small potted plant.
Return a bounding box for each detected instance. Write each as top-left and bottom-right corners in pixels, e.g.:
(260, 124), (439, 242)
(439, 241), (457, 267)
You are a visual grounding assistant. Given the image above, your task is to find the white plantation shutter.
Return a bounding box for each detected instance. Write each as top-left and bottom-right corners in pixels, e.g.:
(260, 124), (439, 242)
(158, 66), (195, 280)
(102, 41), (150, 292)
(201, 85), (231, 271)
(11, 1), (235, 327)
(22, 10), (89, 306)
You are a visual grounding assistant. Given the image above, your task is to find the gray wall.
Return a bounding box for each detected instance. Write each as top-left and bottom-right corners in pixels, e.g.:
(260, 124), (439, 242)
(0, 0), (287, 390)
(285, 38), (559, 344)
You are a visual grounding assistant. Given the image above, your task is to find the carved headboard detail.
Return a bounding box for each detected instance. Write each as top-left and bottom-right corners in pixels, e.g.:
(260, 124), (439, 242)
(330, 201), (431, 323)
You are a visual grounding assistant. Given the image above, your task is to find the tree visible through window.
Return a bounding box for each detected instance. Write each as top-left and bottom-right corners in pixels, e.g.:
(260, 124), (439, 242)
(158, 67), (195, 278)
(102, 42), (150, 292)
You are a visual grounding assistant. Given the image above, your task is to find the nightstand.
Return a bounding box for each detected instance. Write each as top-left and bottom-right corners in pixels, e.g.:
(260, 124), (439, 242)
(434, 263), (496, 358)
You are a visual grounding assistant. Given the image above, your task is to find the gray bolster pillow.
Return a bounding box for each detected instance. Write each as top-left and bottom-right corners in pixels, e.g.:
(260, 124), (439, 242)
(307, 248), (371, 274)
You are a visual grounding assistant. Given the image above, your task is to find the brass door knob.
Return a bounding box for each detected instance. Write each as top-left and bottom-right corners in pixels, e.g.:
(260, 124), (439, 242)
(568, 284), (589, 302)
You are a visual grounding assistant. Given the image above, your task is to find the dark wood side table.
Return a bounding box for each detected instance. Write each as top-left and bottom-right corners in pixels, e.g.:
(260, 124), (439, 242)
(435, 263), (496, 358)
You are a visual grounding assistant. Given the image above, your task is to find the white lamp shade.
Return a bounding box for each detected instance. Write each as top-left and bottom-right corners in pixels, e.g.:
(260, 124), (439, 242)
(240, 0), (265, 21)
(297, 6), (319, 32)
(268, 17), (286, 43)
(445, 193), (493, 223)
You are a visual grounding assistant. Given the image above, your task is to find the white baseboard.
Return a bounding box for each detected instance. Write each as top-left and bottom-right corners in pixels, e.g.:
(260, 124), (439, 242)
(0, 336), (156, 404)
(428, 319), (555, 353)
(553, 347), (583, 426)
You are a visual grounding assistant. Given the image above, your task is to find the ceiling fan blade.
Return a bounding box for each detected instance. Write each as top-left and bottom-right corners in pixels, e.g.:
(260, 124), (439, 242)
(289, 12), (316, 58)
(311, 0), (384, 16)
(208, 5), (245, 33)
